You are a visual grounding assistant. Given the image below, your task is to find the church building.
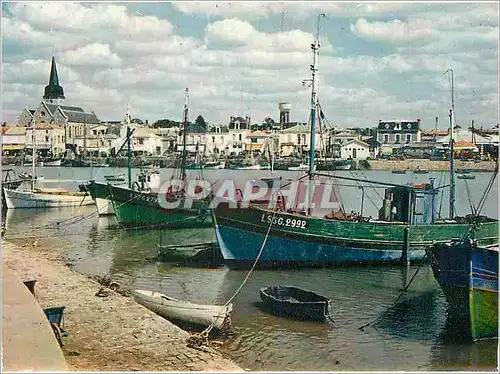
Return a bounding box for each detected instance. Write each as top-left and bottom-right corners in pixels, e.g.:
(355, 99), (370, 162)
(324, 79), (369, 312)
(19, 56), (101, 154)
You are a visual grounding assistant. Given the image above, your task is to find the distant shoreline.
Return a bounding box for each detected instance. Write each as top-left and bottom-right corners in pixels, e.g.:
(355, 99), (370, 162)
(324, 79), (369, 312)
(365, 160), (496, 172)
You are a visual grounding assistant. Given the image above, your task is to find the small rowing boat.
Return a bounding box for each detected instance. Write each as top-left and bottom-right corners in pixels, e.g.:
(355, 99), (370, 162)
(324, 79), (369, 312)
(259, 285), (331, 321)
(133, 289), (232, 330)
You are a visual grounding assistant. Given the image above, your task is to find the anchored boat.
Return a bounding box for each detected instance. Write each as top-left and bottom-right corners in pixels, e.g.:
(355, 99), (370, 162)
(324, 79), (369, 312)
(259, 285), (331, 321)
(211, 17), (498, 270)
(133, 289), (232, 330)
(426, 239), (498, 341)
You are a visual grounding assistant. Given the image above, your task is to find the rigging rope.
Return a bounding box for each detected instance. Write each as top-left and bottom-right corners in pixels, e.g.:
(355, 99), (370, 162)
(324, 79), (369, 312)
(186, 209), (277, 345)
(358, 252), (428, 331)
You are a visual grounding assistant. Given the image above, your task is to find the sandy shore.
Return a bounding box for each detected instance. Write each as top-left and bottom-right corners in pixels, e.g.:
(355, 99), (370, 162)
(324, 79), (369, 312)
(2, 238), (244, 372)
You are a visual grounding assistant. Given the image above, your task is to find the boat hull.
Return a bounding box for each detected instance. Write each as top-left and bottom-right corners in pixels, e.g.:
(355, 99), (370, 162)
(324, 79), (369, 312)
(133, 290), (232, 330)
(3, 188), (94, 209)
(212, 205), (498, 269)
(259, 286), (330, 321)
(43, 159), (62, 167)
(106, 184), (212, 229)
(86, 182), (115, 216)
(427, 241), (498, 341)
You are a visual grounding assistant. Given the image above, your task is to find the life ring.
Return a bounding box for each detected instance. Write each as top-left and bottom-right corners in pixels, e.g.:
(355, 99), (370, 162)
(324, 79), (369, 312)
(132, 181), (141, 191)
(385, 123), (389, 129)
(407, 123), (412, 129)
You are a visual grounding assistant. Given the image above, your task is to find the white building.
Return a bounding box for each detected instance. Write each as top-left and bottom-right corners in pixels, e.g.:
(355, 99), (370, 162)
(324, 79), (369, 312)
(340, 139), (370, 160)
(279, 124), (321, 156)
(2, 126), (26, 155)
(25, 124), (65, 156)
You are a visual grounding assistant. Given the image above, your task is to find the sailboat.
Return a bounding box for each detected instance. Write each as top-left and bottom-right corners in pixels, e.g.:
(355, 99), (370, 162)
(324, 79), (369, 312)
(97, 88), (213, 229)
(210, 16), (498, 269)
(3, 119), (94, 209)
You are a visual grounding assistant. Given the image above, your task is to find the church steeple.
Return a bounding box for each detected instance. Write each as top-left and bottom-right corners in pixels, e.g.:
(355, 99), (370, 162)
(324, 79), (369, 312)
(43, 56), (65, 102)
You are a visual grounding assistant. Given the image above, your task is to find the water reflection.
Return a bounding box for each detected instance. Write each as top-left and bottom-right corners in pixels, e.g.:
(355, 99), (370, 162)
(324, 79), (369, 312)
(1, 184), (498, 371)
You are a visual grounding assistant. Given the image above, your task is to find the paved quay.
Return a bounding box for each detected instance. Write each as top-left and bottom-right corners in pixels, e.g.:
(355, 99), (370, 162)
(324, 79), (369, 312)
(2, 240), (244, 372)
(2, 263), (68, 371)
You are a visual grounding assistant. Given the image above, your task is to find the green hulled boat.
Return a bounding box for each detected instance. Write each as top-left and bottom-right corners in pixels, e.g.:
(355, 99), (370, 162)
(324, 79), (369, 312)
(106, 182), (212, 229)
(96, 88), (212, 230)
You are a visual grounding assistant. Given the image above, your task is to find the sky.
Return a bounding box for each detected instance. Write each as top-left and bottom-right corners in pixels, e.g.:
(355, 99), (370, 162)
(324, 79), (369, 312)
(1, 1), (498, 129)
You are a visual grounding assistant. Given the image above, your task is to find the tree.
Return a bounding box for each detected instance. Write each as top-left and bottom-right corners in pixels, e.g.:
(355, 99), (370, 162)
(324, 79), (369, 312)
(131, 118), (144, 125)
(152, 119), (181, 128)
(195, 115), (207, 130)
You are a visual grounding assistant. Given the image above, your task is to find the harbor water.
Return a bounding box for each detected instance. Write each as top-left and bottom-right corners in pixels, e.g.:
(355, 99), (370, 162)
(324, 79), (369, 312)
(2, 166), (498, 371)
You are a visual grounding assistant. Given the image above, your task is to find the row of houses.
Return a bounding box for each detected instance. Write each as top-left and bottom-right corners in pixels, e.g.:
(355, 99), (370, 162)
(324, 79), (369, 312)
(2, 56), (498, 161)
(3, 114), (497, 161)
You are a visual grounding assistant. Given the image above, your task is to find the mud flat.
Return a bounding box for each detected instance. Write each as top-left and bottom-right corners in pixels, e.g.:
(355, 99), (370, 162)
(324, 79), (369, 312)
(2, 239), (243, 372)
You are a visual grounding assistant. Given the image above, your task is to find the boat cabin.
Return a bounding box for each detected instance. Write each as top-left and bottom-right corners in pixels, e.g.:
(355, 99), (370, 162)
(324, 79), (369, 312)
(378, 181), (438, 224)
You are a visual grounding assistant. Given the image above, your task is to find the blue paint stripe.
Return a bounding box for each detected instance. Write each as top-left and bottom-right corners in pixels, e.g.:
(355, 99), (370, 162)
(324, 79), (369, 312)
(216, 225), (425, 264)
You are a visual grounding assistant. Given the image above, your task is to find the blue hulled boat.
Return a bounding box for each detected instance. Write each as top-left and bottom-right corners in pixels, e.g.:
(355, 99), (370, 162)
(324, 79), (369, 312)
(426, 239), (498, 341)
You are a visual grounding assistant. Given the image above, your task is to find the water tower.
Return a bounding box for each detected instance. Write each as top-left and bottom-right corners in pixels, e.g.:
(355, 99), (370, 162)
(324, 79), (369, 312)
(279, 102), (291, 125)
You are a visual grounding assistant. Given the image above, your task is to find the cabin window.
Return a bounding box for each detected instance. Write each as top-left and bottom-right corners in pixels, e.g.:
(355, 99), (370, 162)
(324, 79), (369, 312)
(239, 134), (242, 141)
(384, 134), (389, 143)
(41, 111), (45, 116)
(138, 138), (144, 145)
(406, 134), (411, 143)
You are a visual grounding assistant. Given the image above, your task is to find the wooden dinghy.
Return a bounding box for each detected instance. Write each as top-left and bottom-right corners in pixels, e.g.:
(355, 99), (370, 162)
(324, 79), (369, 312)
(259, 285), (331, 321)
(133, 290), (232, 330)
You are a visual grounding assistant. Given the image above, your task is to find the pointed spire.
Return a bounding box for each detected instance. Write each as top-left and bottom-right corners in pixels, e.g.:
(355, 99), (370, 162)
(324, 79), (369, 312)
(43, 56), (65, 101)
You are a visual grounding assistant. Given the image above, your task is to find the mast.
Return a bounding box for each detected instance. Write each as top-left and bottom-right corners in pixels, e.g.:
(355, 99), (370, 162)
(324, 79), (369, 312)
(446, 69), (456, 219)
(31, 117), (36, 191)
(127, 126), (132, 189)
(306, 13), (325, 215)
(179, 88), (189, 182)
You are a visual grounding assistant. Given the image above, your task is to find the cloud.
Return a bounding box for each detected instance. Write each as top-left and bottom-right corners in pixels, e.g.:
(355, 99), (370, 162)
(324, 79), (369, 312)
(1, 2), (498, 128)
(60, 43), (122, 67)
(350, 18), (435, 44)
(204, 18), (332, 52)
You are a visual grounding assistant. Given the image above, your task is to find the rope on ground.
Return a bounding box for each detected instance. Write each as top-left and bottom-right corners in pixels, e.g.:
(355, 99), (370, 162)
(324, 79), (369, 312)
(358, 252), (428, 331)
(186, 209), (277, 348)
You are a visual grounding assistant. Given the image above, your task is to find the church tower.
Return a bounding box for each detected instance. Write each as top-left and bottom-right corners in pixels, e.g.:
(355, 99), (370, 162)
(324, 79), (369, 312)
(43, 56), (65, 104)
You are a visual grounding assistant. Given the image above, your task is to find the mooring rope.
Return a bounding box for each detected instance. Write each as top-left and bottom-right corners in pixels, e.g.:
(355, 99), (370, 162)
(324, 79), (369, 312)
(186, 208), (277, 347)
(358, 252), (428, 331)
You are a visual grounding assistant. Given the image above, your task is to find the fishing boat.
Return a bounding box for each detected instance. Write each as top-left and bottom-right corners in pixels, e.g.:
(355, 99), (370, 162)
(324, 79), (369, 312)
(43, 158), (62, 167)
(259, 285), (331, 321)
(205, 161), (225, 169)
(3, 120), (94, 209)
(1, 169), (24, 209)
(155, 241), (223, 267)
(288, 163), (316, 171)
(104, 89), (213, 229)
(426, 239), (498, 341)
(457, 174), (476, 180)
(235, 164), (261, 170)
(87, 169), (159, 216)
(104, 173), (126, 182)
(133, 289), (232, 330)
(210, 16), (498, 269)
(413, 166), (429, 174)
(4, 183), (93, 209)
(316, 159), (353, 171)
(392, 169), (407, 174)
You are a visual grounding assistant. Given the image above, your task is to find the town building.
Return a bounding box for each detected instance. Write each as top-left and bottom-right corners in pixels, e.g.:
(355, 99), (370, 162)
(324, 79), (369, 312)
(25, 123), (65, 157)
(376, 119), (422, 146)
(340, 139), (371, 160)
(1, 126), (26, 156)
